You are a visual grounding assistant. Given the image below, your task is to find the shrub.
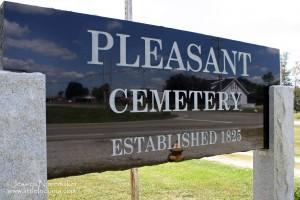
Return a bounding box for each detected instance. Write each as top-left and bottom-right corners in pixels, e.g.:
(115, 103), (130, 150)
(295, 87), (300, 112)
(295, 187), (300, 200)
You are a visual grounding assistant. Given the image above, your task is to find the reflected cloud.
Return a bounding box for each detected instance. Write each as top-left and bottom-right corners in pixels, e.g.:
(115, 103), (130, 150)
(60, 71), (85, 79)
(149, 77), (165, 87)
(3, 57), (81, 78)
(7, 3), (54, 15)
(7, 38), (77, 60)
(245, 76), (264, 84)
(4, 19), (29, 37)
(252, 64), (269, 73)
(266, 48), (279, 55)
(3, 56), (46, 72)
(107, 21), (123, 31)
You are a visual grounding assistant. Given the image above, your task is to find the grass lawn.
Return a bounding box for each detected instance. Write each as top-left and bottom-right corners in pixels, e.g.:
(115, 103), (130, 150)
(46, 105), (175, 123)
(48, 160), (253, 200)
(48, 160), (300, 200)
(296, 112), (300, 120)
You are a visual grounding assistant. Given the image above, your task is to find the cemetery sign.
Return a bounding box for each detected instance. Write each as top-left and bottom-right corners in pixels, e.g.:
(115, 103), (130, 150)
(0, 1), (280, 178)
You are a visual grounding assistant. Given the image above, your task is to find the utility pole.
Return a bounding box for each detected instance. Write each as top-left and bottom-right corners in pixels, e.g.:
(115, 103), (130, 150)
(125, 1), (139, 200)
(125, 0), (132, 20)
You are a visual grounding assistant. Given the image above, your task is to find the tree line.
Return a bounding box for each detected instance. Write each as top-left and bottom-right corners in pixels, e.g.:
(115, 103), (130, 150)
(281, 52), (300, 111)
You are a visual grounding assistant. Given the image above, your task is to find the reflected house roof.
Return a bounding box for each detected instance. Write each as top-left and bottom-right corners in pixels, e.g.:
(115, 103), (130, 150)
(209, 78), (250, 95)
(73, 95), (96, 100)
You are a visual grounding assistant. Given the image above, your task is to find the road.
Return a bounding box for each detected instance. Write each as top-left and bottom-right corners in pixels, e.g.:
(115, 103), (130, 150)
(203, 121), (300, 176)
(47, 111), (263, 141)
(204, 151), (300, 177)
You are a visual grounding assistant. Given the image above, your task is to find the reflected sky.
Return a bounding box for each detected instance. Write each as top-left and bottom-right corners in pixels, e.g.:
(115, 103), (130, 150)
(2, 1), (279, 97)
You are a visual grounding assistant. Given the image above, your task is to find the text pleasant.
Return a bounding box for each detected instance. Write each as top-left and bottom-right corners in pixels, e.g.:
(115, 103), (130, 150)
(87, 30), (251, 77)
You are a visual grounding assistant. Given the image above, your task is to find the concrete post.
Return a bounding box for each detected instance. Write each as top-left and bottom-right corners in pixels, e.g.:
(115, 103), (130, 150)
(253, 86), (294, 200)
(0, 71), (47, 200)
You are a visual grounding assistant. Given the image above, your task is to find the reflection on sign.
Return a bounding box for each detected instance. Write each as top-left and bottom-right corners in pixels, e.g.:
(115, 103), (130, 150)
(0, 1), (280, 178)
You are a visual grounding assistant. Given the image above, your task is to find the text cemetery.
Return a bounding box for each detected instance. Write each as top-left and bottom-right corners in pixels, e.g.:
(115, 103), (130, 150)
(109, 89), (241, 113)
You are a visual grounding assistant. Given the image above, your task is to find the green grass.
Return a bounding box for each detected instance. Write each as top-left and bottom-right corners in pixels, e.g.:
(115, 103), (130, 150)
(296, 112), (300, 120)
(48, 160), (253, 200)
(48, 160), (300, 200)
(46, 105), (175, 123)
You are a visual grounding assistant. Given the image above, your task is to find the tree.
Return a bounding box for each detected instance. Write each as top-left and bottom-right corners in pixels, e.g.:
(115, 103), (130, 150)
(292, 61), (300, 87)
(65, 82), (89, 99)
(280, 52), (292, 86)
(295, 87), (300, 112)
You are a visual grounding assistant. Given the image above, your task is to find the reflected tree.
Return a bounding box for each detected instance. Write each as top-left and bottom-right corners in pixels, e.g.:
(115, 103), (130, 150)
(262, 72), (274, 85)
(238, 77), (264, 105)
(57, 91), (64, 98)
(92, 83), (110, 105)
(165, 74), (209, 91)
(65, 82), (89, 100)
(164, 74), (209, 108)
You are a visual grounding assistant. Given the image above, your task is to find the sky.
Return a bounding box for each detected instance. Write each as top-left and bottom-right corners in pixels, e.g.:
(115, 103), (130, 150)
(1, 0), (299, 75)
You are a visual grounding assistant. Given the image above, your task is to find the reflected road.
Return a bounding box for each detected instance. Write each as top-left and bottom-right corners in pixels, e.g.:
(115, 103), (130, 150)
(47, 111), (263, 141)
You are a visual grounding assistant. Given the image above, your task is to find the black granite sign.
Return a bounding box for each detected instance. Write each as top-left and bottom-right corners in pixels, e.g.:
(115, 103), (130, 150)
(0, 1), (280, 178)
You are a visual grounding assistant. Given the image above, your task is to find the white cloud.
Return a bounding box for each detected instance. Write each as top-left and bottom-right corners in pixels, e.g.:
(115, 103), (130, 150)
(4, 19), (29, 37)
(6, 38), (77, 60)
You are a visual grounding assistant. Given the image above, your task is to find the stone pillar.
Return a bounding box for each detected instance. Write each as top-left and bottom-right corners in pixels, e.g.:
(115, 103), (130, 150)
(253, 86), (294, 200)
(0, 71), (47, 200)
